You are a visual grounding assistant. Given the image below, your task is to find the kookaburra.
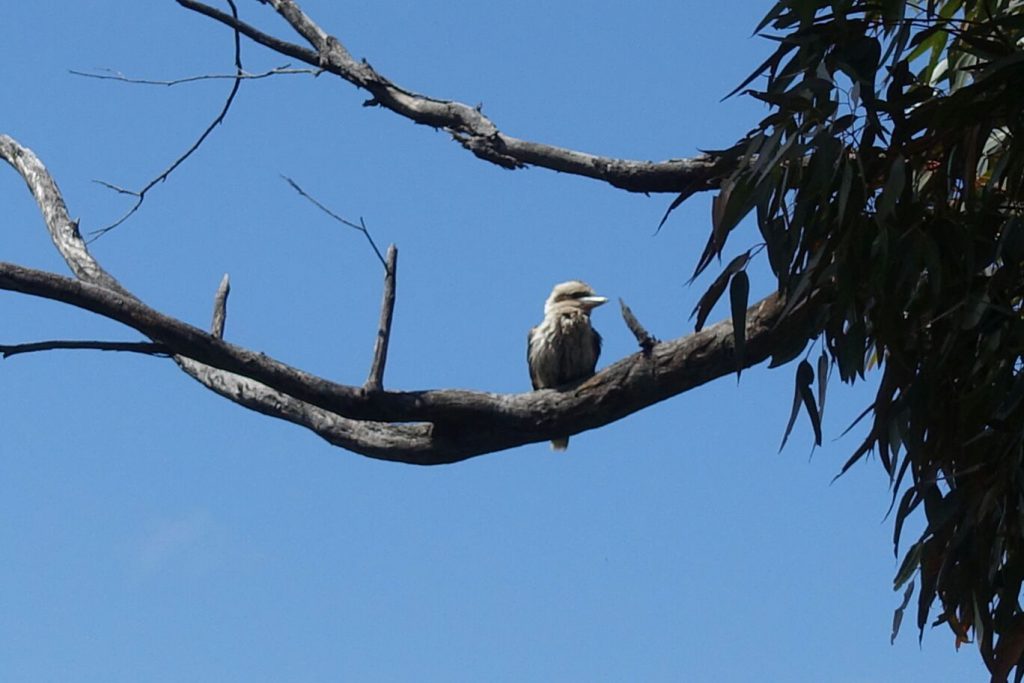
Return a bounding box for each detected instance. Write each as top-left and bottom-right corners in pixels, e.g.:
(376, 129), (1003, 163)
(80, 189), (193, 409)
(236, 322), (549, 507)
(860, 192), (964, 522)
(527, 280), (607, 450)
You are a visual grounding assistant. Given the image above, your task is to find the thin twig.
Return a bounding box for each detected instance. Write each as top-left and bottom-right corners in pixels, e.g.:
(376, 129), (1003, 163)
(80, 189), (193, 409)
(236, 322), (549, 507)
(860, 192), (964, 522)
(281, 175), (388, 270)
(211, 273), (231, 338)
(89, 0), (245, 240)
(0, 340), (169, 359)
(69, 65), (319, 86)
(619, 298), (659, 355)
(365, 244), (398, 391)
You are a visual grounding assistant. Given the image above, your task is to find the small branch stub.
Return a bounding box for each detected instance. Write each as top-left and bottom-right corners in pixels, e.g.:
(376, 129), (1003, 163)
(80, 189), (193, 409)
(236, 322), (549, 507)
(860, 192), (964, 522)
(365, 244), (398, 391)
(619, 298), (658, 355)
(211, 273), (231, 339)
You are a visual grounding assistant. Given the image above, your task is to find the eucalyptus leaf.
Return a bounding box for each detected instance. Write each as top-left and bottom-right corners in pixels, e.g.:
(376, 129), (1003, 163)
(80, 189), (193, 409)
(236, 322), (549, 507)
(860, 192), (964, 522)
(729, 270), (750, 377)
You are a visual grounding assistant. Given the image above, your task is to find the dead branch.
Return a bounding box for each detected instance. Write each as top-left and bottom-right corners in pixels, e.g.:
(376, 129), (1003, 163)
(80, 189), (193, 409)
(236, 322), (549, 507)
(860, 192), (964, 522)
(175, 0), (725, 194)
(365, 245), (398, 391)
(172, 355), (437, 463)
(619, 298), (659, 355)
(1, 123), (815, 464)
(0, 255), (813, 461)
(0, 137), (129, 294)
(0, 340), (169, 358)
(282, 175), (388, 270)
(90, 0), (245, 239)
(211, 274), (231, 339)
(69, 64), (319, 86)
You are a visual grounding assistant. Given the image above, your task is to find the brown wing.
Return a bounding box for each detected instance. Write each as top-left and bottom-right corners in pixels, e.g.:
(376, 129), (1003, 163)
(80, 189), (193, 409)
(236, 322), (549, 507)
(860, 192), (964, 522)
(590, 327), (603, 374)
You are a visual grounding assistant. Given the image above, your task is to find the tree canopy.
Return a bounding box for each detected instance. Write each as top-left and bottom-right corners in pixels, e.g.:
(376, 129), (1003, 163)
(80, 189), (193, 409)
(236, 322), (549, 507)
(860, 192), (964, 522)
(697, 1), (1024, 678)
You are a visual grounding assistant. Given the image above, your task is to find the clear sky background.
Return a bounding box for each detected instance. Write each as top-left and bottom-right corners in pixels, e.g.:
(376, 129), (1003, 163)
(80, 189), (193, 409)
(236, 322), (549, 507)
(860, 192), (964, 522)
(1, 2), (988, 681)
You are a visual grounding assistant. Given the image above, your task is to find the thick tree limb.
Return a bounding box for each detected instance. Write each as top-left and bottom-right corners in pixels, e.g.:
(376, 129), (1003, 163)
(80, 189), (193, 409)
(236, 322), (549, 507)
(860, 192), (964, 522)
(0, 258), (814, 462)
(2, 105), (807, 465)
(172, 357), (437, 463)
(175, 0), (724, 194)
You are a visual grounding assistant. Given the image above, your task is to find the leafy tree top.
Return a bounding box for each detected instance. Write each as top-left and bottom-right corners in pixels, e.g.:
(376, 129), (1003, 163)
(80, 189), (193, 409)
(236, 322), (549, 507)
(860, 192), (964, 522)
(695, 0), (1024, 677)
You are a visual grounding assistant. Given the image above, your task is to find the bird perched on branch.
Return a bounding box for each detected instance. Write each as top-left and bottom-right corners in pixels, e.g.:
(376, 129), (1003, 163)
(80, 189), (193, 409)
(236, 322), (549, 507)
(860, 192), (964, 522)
(528, 280), (607, 450)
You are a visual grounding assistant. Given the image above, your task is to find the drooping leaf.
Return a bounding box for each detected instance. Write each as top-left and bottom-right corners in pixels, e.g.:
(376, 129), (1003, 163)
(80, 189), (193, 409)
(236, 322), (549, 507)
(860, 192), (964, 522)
(892, 486), (921, 557)
(657, 181), (704, 231)
(836, 158), (854, 225)
(723, 37), (793, 100)
(729, 270), (750, 377)
(780, 360), (818, 451)
(798, 362), (823, 446)
(875, 155), (906, 221)
(751, 1), (789, 35)
(816, 349), (828, 418)
(688, 180), (739, 284)
(691, 252), (751, 332)
(916, 546), (939, 640)
(711, 181), (732, 238)
(891, 580), (915, 644)
(894, 540), (923, 590)
(833, 436), (875, 482)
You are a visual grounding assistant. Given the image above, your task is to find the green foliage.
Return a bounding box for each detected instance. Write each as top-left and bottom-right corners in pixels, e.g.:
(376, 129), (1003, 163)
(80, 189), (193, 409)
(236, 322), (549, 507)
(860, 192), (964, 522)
(687, 0), (1024, 674)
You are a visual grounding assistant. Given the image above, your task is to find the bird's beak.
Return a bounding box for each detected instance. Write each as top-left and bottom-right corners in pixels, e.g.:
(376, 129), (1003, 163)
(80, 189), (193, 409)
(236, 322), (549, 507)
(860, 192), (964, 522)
(579, 295), (608, 310)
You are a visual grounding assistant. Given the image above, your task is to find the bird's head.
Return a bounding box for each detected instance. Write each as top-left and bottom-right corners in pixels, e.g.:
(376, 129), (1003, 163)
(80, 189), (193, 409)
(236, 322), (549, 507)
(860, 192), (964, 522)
(544, 280), (608, 315)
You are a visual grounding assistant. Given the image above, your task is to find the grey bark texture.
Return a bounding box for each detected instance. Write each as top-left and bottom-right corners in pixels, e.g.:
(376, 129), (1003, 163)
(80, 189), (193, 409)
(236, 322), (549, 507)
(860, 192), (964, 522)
(0, 2), (821, 464)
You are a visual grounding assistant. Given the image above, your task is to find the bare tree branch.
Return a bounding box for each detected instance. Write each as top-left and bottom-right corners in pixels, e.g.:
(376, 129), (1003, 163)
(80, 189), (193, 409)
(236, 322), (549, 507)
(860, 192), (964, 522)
(365, 245), (397, 391)
(0, 256), (816, 461)
(90, 0), (246, 239)
(175, 0), (726, 194)
(0, 340), (168, 358)
(0, 136), (128, 293)
(619, 298), (659, 355)
(1, 133), (371, 459)
(1, 118), (815, 464)
(172, 356), (437, 463)
(281, 175), (388, 270)
(69, 65), (318, 86)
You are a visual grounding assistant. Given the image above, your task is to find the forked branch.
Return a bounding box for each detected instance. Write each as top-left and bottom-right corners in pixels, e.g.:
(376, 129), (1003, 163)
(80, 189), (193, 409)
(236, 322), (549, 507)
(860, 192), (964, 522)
(175, 0), (725, 194)
(0, 129), (814, 464)
(91, 0), (245, 238)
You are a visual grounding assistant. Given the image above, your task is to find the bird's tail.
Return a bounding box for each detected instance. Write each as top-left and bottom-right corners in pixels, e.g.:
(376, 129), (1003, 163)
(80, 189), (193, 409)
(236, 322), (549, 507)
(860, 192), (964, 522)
(551, 437), (569, 451)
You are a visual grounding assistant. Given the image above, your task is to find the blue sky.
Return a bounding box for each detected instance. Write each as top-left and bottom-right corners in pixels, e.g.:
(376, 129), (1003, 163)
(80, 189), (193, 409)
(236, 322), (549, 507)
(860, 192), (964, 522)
(1, 2), (987, 681)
